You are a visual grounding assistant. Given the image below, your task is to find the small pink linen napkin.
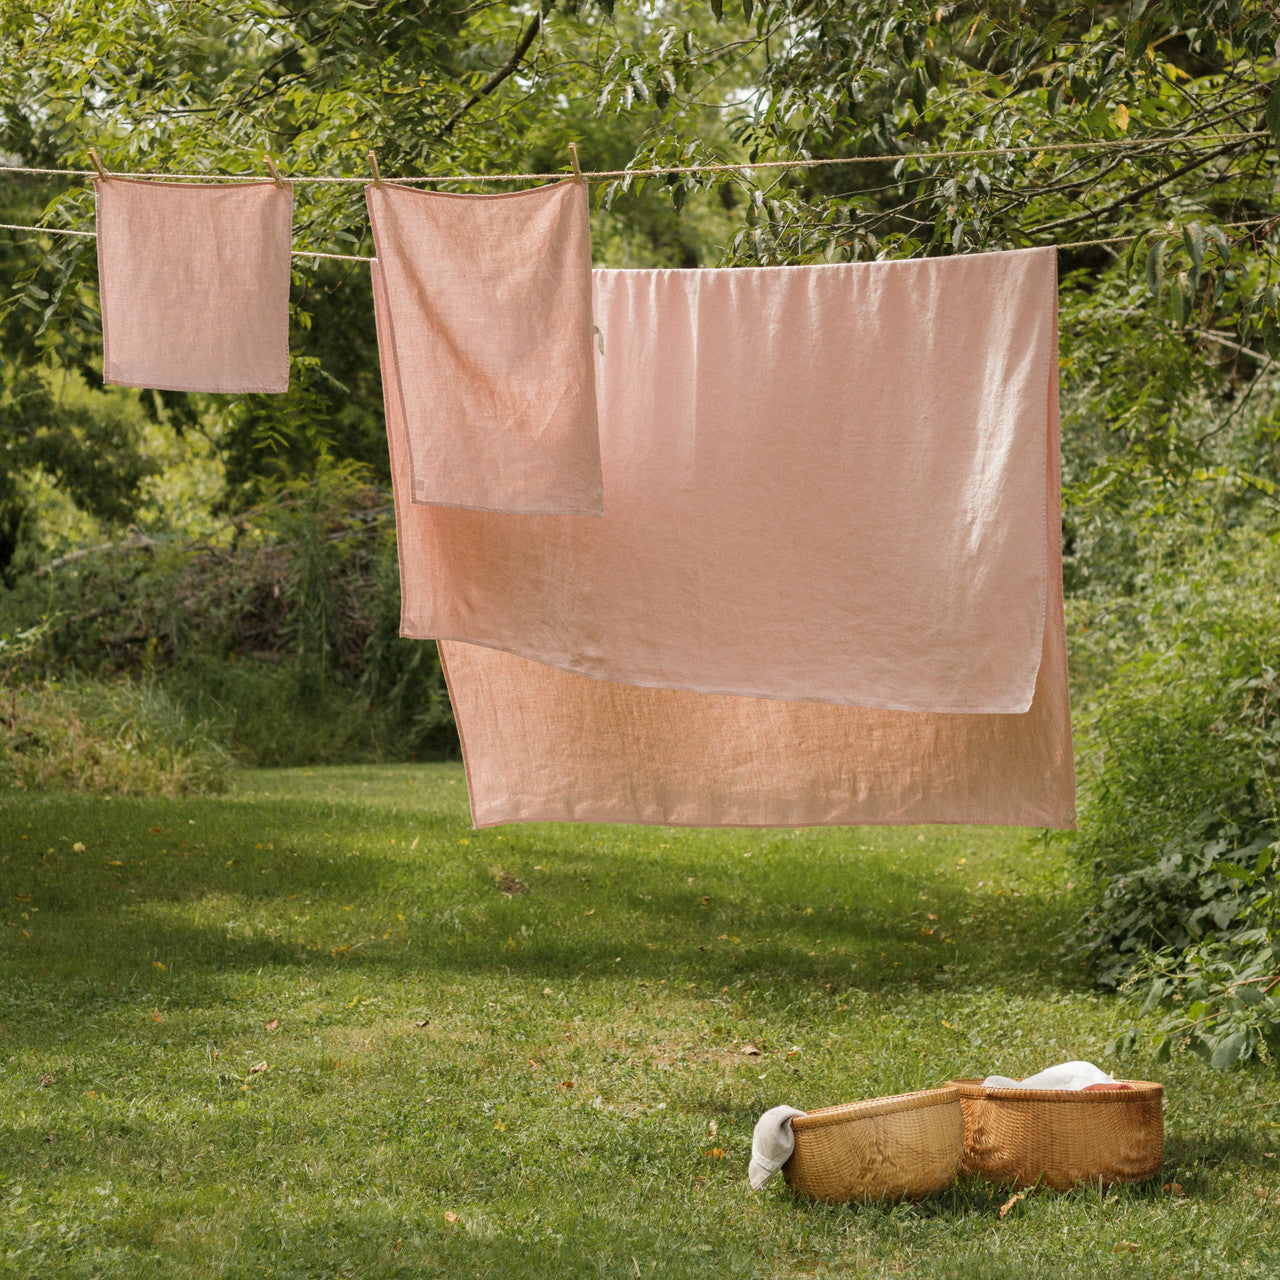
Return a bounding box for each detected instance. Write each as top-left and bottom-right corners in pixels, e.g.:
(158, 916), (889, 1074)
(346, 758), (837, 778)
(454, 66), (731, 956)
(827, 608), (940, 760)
(367, 179), (602, 515)
(94, 176), (292, 393)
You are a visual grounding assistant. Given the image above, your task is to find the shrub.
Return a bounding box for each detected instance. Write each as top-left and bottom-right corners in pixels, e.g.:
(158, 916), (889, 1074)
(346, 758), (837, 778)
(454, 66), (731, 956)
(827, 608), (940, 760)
(0, 677), (231, 796)
(0, 465), (456, 766)
(1071, 527), (1280, 1067)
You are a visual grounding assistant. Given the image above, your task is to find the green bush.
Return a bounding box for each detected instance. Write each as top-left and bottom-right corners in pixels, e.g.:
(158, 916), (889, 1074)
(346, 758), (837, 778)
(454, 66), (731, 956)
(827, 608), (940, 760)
(0, 677), (231, 796)
(0, 464), (456, 766)
(1071, 527), (1280, 1067)
(1072, 529), (1280, 876)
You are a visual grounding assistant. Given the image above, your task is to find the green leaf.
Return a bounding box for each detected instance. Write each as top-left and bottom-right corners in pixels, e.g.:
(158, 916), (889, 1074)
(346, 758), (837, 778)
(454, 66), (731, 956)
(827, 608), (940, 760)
(1210, 1030), (1248, 1069)
(709, 0), (723, 19)
(742, 0), (753, 20)
(1267, 83), (1280, 149)
(1139, 979), (1167, 1016)
(1212, 861), (1254, 881)
(1183, 222), (1204, 274)
(1145, 239), (1165, 295)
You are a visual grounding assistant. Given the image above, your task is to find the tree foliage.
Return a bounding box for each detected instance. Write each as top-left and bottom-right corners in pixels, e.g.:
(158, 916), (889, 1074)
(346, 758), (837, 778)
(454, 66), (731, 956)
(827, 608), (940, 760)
(0, 3), (1278, 549)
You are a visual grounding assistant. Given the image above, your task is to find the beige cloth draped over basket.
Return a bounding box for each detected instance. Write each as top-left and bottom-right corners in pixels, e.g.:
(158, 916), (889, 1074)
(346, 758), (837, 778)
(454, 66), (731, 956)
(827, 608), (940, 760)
(782, 1088), (964, 1204)
(948, 1078), (1164, 1191)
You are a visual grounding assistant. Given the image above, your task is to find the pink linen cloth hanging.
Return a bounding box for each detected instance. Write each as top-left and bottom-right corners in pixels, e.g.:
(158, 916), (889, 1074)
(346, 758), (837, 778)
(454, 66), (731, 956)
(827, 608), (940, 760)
(94, 176), (293, 393)
(393, 248), (1057, 715)
(373, 250), (1076, 829)
(367, 180), (602, 516)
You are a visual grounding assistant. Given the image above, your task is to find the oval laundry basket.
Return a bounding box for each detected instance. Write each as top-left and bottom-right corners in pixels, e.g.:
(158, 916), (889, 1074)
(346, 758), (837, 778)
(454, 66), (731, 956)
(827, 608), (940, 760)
(782, 1087), (964, 1204)
(947, 1078), (1164, 1191)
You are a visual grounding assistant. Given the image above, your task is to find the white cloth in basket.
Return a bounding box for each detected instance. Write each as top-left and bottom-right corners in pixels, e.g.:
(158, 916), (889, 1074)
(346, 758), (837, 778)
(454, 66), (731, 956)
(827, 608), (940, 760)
(982, 1060), (1116, 1090)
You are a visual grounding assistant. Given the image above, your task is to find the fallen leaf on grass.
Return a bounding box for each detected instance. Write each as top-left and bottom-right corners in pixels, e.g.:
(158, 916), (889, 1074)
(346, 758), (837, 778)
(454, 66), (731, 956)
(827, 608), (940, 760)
(708, 1120), (718, 1138)
(414, 1019), (430, 1028)
(741, 1044), (762, 1056)
(265, 1019), (279, 1031)
(705, 1148), (725, 1160)
(73, 842), (85, 852)
(152, 1010), (164, 1023)
(558, 1080), (575, 1091)
(444, 1211), (460, 1224)
(392, 1238), (401, 1254)
(38, 1073), (53, 1088)
(1112, 1242), (1140, 1255)
(495, 871), (528, 896)
(999, 1191), (1028, 1218)
(248, 1061), (269, 1076)
(149, 827), (163, 835)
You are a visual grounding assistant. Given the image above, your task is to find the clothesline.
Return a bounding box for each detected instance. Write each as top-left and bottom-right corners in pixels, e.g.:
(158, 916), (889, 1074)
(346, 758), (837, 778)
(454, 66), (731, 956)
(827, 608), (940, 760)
(1, 215), (1275, 261)
(1, 128), (1270, 260)
(0, 128), (1266, 185)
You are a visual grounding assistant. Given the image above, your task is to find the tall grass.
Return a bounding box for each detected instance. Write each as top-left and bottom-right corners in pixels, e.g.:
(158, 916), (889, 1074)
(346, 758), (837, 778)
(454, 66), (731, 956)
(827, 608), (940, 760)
(0, 677), (230, 796)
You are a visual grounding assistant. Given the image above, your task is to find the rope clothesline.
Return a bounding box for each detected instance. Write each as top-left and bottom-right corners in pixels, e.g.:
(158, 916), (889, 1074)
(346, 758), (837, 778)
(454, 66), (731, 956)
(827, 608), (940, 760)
(0, 128), (1273, 260)
(0, 128), (1267, 186)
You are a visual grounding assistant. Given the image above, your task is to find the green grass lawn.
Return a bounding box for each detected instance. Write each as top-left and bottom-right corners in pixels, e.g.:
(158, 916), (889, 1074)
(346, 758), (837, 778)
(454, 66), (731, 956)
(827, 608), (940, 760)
(1, 764), (1277, 1279)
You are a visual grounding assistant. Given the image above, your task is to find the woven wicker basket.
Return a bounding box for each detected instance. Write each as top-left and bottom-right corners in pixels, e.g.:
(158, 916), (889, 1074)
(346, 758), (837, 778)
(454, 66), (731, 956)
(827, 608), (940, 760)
(947, 1078), (1164, 1191)
(781, 1087), (964, 1204)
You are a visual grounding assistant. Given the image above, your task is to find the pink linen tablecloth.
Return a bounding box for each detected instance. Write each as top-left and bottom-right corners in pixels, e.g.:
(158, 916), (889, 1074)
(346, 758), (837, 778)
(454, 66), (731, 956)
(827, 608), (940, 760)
(375, 250), (1075, 828)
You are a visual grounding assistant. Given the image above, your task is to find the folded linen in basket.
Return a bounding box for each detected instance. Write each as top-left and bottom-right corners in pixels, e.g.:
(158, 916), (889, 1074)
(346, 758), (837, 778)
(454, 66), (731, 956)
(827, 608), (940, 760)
(374, 255), (1077, 830)
(750, 1106), (808, 1190)
(94, 176), (293, 393)
(367, 180), (601, 515)
(982, 1061), (1118, 1091)
(397, 250), (1057, 713)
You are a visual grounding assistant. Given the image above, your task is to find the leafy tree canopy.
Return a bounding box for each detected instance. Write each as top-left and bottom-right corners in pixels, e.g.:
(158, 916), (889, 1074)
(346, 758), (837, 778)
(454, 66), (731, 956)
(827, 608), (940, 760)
(0, 1), (1277, 581)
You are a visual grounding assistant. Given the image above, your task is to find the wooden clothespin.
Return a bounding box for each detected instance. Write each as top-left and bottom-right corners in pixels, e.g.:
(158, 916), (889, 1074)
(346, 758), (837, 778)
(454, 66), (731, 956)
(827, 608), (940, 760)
(264, 154), (285, 188)
(368, 150), (382, 188)
(88, 148), (107, 180)
(568, 142), (583, 187)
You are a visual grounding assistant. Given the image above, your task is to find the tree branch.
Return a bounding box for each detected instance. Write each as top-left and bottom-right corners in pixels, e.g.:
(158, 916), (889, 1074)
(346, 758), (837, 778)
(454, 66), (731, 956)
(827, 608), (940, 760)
(440, 15), (542, 137)
(1022, 138), (1254, 236)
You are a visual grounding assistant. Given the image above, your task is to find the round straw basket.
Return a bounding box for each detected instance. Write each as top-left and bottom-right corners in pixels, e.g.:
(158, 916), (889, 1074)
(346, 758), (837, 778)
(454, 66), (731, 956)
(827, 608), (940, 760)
(947, 1079), (1164, 1191)
(781, 1087), (964, 1204)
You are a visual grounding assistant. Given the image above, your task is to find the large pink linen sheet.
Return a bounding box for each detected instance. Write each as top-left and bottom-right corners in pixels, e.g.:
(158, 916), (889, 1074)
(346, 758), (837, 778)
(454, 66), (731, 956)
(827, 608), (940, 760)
(95, 176), (293, 393)
(374, 250), (1076, 829)
(396, 250), (1057, 714)
(367, 180), (602, 516)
